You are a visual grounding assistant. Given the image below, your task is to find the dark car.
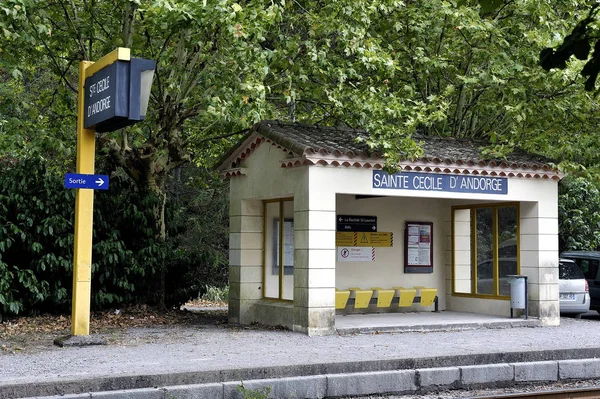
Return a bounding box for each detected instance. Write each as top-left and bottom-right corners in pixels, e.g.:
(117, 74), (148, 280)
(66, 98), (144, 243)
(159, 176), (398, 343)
(560, 251), (600, 312)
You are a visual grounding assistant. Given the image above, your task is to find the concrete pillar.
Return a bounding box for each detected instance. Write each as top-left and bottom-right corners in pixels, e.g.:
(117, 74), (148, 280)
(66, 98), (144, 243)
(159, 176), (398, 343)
(293, 185), (336, 336)
(520, 201), (560, 325)
(228, 198), (263, 325)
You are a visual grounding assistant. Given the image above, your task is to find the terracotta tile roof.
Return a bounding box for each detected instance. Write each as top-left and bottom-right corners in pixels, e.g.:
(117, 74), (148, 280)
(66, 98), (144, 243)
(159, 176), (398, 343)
(255, 120), (553, 164)
(255, 120), (377, 158)
(218, 120), (561, 180)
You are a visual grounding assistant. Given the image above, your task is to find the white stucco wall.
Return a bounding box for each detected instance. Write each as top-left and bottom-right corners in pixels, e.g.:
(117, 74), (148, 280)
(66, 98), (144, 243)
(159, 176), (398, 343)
(306, 166), (559, 322)
(335, 194), (447, 311)
(229, 143), (308, 331)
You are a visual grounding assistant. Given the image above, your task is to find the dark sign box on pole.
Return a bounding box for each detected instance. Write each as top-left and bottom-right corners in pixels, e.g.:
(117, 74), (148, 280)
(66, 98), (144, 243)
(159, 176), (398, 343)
(83, 58), (156, 133)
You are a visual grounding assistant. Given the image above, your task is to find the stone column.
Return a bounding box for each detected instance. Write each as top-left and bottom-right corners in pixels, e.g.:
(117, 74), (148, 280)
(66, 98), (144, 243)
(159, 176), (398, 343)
(228, 198), (263, 325)
(293, 188), (336, 336)
(520, 201), (560, 326)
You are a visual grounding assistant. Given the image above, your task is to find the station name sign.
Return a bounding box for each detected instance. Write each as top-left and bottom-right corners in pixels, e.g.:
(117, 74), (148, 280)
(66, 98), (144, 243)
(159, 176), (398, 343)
(83, 57), (156, 133)
(84, 62), (124, 131)
(372, 170), (508, 195)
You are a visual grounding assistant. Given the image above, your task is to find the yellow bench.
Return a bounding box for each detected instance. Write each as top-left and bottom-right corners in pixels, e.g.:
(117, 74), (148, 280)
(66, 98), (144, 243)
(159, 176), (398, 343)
(371, 287), (395, 308)
(348, 287), (374, 308)
(393, 286), (417, 307)
(337, 286), (439, 312)
(335, 289), (350, 309)
(413, 286), (437, 306)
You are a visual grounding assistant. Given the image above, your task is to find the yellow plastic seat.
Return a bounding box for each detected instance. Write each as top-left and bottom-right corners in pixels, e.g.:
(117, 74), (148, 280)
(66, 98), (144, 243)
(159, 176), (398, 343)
(335, 289), (350, 309)
(349, 287), (373, 309)
(393, 286), (417, 307)
(371, 287), (394, 308)
(414, 286), (437, 306)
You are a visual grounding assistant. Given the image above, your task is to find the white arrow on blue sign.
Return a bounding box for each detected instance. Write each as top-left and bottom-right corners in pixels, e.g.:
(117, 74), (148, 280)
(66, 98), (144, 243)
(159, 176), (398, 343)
(64, 173), (109, 190)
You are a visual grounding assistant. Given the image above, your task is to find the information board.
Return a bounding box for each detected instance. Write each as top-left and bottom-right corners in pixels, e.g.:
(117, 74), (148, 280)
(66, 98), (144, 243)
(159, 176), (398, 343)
(404, 221), (433, 273)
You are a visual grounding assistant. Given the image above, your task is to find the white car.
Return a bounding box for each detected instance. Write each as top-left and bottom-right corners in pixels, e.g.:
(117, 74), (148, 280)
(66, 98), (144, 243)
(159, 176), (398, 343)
(559, 258), (590, 316)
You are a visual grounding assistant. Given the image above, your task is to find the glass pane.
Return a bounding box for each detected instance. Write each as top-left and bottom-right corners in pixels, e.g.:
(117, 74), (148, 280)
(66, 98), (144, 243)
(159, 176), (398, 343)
(282, 200), (294, 300)
(454, 209), (473, 294)
(264, 202), (280, 298)
(476, 208), (494, 295)
(497, 206), (518, 295)
(591, 260), (600, 281)
(579, 260), (591, 279)
(559, 260), (584, 280)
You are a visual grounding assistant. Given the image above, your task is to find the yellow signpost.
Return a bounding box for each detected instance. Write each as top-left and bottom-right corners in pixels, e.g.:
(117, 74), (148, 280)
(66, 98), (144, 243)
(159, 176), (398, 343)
(71, 48), (131, 336)
(335, 232), (393, 247)
(58, 48), (155, 344)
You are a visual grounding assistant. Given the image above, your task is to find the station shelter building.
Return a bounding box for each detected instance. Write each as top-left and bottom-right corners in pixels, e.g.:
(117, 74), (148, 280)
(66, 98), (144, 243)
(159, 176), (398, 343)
(217, 120), (563, 336)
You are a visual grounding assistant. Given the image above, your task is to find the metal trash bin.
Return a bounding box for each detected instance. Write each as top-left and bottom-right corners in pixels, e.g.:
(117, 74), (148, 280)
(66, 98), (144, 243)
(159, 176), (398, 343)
(507, 275), (528, 319)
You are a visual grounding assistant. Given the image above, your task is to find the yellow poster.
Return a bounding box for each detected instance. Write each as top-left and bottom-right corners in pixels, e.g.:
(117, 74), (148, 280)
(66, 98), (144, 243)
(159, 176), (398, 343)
(335, 232), (393, 247)
(335, 232), (355, 247)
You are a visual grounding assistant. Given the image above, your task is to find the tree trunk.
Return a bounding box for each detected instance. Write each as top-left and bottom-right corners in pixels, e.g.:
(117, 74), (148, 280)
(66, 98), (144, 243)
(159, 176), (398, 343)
(144, 165), (168, 309)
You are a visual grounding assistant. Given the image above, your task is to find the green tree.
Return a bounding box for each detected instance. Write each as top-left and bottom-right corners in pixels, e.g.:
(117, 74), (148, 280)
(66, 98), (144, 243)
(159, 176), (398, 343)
(265, 1), (599, 164)
(4, 0), (600, 311)
(1, 0), (284, 306)
(558, 176), (600, 252)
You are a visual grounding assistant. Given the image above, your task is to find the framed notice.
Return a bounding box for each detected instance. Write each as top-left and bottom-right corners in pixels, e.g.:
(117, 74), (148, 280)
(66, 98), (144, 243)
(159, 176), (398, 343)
(404, 221), (433, 273)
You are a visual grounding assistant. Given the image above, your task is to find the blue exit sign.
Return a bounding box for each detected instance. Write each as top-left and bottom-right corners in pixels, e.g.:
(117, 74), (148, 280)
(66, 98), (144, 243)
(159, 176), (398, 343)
(64, 173), (109, 190)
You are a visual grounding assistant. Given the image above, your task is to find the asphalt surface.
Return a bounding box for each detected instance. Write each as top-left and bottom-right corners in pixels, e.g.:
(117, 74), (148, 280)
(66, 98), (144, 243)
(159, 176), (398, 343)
(1, 310), (600, 398)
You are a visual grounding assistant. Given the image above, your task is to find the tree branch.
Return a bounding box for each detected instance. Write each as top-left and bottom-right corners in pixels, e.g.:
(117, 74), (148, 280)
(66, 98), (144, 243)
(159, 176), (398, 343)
(194, 128), (251, 145)
(58, 0), (87, 59)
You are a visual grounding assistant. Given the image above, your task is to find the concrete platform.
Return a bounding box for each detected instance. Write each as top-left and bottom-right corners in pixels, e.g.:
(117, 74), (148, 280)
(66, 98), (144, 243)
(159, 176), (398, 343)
(335, 311), (538, 334)
(2, 312), (598, 399)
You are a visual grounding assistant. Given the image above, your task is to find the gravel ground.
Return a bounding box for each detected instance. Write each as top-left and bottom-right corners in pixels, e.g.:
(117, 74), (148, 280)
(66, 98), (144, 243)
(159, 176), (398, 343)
(2, 312), (600, 396)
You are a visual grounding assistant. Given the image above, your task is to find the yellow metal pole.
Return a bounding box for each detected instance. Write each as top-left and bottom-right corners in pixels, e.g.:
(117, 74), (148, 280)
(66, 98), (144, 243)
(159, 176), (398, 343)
(70, 48), (131, 336)
(71, 60), (96, 336)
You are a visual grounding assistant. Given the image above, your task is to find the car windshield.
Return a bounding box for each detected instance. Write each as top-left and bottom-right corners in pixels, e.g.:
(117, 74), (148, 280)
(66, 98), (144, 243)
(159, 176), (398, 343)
(559, 261), (585, 280)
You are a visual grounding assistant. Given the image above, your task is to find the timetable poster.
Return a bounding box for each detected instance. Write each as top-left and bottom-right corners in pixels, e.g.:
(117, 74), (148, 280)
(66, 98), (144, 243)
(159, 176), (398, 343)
(404, 222), (433, 273)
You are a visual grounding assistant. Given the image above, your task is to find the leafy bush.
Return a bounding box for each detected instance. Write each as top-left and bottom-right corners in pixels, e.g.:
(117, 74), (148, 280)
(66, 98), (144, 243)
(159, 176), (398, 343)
(0, 156), (229, 317)
(201, 285), (229, 302)
(0, 157), (74, 315)
(558, 176), (600, 252)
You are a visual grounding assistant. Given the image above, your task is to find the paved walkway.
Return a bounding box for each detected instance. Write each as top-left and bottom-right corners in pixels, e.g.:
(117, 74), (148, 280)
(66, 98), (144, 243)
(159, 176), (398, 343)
(335, 310), (538, 334)
(1, 311), (599, 398)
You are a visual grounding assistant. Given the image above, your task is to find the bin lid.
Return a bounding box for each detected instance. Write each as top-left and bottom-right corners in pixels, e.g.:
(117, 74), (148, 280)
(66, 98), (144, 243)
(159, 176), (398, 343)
(506, 275), (527, 284)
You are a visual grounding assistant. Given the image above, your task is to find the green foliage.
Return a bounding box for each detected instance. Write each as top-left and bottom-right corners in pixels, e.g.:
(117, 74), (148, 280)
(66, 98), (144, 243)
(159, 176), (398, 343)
(558, 176), (600, 252)
(0, 156), (229, 316)
(539, 4), (600, 91)
(0, 157), (74, 315)
(201, 285), (229, 303)
(236, 383), (271, 399)
(4, 0), (600, 315)
(253, 0), (600, 170)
